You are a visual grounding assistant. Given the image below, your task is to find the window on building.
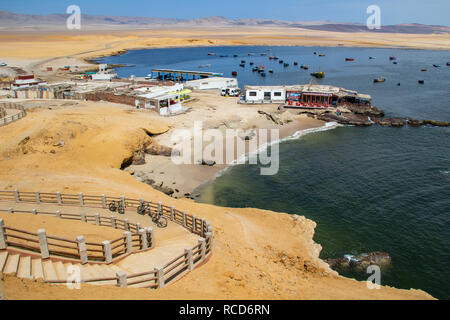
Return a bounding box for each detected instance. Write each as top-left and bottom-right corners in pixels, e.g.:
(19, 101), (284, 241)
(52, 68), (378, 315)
(274, 92), (282, 97)
(249, 91), (257, 97)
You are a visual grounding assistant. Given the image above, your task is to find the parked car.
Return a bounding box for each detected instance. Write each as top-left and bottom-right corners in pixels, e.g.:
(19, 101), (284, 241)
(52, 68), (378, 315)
(220, 87), (241, 97)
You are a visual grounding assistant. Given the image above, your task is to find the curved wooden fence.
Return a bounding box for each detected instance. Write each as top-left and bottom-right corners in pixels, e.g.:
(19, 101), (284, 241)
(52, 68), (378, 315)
(0, 103), (27, 127)
(0, 190), (213, 289)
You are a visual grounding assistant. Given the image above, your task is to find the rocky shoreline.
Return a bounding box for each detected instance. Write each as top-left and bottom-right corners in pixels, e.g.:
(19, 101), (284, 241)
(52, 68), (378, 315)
(292, 104), (450, 128)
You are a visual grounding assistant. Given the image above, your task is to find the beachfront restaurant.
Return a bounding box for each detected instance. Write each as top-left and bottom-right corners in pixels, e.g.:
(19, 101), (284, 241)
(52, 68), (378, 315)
(286, 90), (333, 108)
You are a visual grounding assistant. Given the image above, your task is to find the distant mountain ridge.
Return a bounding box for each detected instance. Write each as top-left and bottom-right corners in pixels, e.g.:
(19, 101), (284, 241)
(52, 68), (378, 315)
(0, 11), (449, 34)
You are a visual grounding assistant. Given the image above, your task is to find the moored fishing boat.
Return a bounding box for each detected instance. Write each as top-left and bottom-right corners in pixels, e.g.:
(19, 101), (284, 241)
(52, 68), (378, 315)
(311, 69), (325, 78)
(374, 77), (386, 83)
(283, 63), (289, 67)
(231, 71), (237, 76)
(433, 64), (440, 68)
(418, 80), (424, 84)
(345, 58), (354, 61)
(389, 56), (396, 60)
(268, 69), (274, 73)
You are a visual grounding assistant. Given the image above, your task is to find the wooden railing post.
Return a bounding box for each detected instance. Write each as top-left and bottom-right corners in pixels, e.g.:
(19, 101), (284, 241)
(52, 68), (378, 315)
(124, 231), (133, 254)
(123, 218), (129, 231)
(0, 219), (7, 249)
(101, 194), (106, 208)
(32, 208), (37, 215)
(192, 215), (197, 232)
(78, 193), (84, 207)
(111, 216), (116, 229)
(95, 213), (100, 225)
(201, 219), (206, 237)
(80, 212), (87, 223)
(156, 267), (165, 288)
(121, 195), (126, 209)
(158, 202), (162, 215)
(184, 247), (194, 271)
(103, 240), (112, 264)
(38, 229), (49, 259)
(76, 235), (88, 264)
(198, 238), (206, 261)
(14, 190), (19, 202)
(138, 228), (148, 250)
(146, 227), (154, 248)
(8, 208), (13, 214)
(116, 271), (127, 288)
(182, 211), (187, 227)
(56, 210), (61, 218)
(170, 206), (175, 221)
(56, 192), (62, 205)
(35, 191), (41, 204)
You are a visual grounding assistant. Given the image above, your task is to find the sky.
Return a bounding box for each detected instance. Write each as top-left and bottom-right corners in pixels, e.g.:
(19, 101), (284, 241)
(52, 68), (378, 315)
(0, 0), (449, 26)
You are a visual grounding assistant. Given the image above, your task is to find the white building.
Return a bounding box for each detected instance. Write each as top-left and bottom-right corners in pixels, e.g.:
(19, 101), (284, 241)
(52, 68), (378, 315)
(185, 77), (238, 90)
(11, 75), (46, 90)
(135, 84), (187, 116)
(91, 64), (118, 81)
(243, 85), (286, 104)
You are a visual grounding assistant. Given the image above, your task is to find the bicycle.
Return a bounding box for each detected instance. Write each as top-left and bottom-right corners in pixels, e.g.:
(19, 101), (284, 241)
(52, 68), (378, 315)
(151, 211), (168, 228)
(108, 200), (125, 215)
(137, 202), (150, 215)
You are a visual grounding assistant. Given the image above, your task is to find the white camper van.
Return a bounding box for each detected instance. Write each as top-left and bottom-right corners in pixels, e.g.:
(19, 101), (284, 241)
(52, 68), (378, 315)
(220, 87), (241, 97)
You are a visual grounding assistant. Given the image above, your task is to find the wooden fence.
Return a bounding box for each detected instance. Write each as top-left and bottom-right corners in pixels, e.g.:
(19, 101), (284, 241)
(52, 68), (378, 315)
(0, 208), (154, 263)
(0, 103), (27, 127)
(0, 190), (213, 289)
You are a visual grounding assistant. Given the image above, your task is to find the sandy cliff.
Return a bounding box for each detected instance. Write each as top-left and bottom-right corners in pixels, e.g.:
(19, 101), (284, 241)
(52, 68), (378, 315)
(0, 101), (434, 299)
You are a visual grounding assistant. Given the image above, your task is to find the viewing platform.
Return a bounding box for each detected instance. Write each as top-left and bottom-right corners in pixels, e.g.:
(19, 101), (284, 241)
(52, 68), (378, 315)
(150, 69), (223, 82)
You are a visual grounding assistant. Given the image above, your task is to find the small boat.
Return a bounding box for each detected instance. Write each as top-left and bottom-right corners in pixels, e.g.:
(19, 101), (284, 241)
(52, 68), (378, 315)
(313, 52), (317, 55)
(207, 53), (216, 56)
(396, 82), (401, 86)
(239, 63), (245, 67)
(369, 56), (376, 60)
(279, 60), (284, 64)
(249, 62), (254, 66)
(311, 70), (325, 79)
(318, 54), (326, 57)
(252, 67), (259, 72)
(269, 56), (276, 60)
(345, 58), (355, 61)
(421, 68), (427, 72)
(233, 54), (238, 57)
(248, 53), (254, 56)
(241, 60), (246, 63)
(283, 63), (289, 67)
(219, 55), (228, 58)
(0, 62), (6, 67)
(260, 53), (267, 56)
(293, 62), (298, 66)
(268, 69), (274, 73)
(393, 61), (398, 65)
(389, 56), (396, 61)
(418, 80), (424, 84)
(273, 56), (279, 60)
(447, 62), (450, 66)
(231, 71), (237, 76)
(300, 64), (309, 70)
(260, 72), (266, 77)
(373, 77), (386, 83)
(433, 64), (440, 68)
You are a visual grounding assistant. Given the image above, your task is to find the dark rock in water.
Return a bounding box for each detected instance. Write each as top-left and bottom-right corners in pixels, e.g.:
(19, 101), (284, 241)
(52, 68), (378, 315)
(326, 252), (392, 273)
(202, 159), (216, 166)
(346, 104), (384, 117)
(408, 119), (450, 127)
(373, 117), (406, 127)
(407, 119), (425, 126)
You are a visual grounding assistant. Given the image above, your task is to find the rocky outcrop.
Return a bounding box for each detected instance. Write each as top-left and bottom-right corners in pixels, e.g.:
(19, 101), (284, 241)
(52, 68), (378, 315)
(326, 252), (392, 273)
(144, 140), (173, 156)
(258, 110), (294, 125)
(346, 104), (385, 117)
(373, 117), (406, 127)
(316, 112), (372, 126)
(407, 119), (450, 127)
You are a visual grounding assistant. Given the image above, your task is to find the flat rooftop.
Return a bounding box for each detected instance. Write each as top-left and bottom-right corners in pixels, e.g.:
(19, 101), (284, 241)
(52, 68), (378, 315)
(152, 68), (223, 77)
